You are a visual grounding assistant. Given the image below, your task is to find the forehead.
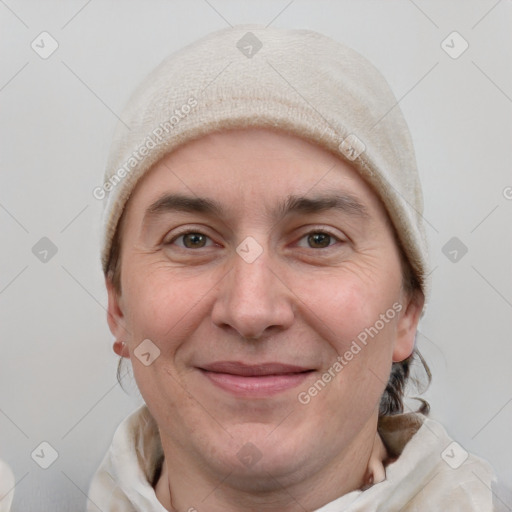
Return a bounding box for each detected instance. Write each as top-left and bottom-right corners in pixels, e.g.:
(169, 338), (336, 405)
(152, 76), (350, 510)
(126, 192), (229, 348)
(124, 127), (387, 223)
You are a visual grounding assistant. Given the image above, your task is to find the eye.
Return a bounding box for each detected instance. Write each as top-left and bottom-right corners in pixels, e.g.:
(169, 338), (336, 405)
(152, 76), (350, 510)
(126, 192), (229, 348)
(169, 231), (214, 249)
(297, 230), (342, 249)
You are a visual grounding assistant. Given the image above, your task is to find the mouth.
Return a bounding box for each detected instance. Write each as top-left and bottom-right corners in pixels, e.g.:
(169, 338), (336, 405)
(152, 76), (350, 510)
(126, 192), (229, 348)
(197, 362), (315, 397)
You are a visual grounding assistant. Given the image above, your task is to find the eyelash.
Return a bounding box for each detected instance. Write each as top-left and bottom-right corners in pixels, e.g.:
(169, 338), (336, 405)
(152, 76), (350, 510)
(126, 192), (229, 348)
(166, 228), (344, 250)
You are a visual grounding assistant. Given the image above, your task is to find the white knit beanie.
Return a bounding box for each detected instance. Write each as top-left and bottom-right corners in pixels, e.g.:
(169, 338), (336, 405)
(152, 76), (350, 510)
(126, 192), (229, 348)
(98, 24), (430, 305)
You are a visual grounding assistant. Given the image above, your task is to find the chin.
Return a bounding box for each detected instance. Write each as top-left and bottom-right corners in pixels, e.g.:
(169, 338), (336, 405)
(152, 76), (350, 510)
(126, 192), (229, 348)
(222, 453), (307, 493)
(205, 424), (310, 482)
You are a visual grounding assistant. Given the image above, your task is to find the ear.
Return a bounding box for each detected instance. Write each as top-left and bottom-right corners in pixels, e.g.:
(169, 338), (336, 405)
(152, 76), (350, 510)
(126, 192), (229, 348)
(106, 276), (130, 358)
(392, 289), (425, 362)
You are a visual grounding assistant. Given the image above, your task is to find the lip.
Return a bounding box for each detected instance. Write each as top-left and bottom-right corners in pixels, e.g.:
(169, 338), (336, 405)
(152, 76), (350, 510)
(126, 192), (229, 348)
(198, 361), (314, 397)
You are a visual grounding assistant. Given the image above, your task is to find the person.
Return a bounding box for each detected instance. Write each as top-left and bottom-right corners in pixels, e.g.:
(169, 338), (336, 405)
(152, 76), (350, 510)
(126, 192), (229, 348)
(87, 25), (498, 511)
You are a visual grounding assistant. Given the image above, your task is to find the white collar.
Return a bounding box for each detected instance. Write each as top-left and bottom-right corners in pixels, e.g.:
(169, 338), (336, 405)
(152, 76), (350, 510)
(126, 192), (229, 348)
(88, 405), (497, 512)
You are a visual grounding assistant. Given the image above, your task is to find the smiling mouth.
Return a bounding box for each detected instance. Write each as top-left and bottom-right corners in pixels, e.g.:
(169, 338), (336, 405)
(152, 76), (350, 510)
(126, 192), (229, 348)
(198, 362), (315, 397)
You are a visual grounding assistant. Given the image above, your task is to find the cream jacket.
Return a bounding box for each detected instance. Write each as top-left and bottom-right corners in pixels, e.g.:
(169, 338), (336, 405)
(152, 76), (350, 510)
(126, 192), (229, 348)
(87, 405), (499, 511)
(0, 460), (14, 512)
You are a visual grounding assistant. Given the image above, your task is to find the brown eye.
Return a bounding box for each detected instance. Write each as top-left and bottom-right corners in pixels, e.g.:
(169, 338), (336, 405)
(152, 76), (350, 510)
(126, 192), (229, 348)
(307, 232), (333, 249)
(182, 233), (208, 248)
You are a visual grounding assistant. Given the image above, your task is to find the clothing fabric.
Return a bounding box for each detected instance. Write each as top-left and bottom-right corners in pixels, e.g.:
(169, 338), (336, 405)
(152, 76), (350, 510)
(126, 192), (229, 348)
(87, 404), (498, 511)
(98, 24), (431, 305)
(0, 459), (15, 512)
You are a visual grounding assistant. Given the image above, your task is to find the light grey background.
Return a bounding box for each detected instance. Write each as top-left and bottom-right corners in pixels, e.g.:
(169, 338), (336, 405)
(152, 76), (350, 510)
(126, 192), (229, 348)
(1, 1), (511, 510)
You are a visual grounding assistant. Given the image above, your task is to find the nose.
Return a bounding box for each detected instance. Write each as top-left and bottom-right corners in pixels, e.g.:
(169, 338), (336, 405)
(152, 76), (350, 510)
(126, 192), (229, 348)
(211, 246), (295, 341)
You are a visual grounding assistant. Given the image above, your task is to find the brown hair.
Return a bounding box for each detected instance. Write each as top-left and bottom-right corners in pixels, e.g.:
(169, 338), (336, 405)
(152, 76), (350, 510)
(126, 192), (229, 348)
(379, 252), (431, 416)
(106, 209), (431, 416)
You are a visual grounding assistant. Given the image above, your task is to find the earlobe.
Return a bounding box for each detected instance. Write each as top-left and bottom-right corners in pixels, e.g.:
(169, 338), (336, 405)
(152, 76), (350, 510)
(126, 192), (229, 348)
(392, 290), (425, 362)
(105, 276), (127, 343)
(113, 340), (130, 358)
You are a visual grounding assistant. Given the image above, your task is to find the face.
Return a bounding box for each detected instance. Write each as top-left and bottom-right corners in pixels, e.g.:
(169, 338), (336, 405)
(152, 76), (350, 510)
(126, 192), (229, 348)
(107, 127), (423, 490)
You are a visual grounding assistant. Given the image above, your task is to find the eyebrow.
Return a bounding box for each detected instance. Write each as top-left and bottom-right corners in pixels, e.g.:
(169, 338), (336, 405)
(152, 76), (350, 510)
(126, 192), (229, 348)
(276, 193), (369, 219)
(143, 192), (369, 225)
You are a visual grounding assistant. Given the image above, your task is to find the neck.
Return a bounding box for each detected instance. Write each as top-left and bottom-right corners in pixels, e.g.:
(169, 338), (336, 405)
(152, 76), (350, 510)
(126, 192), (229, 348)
(154, 415), (387, 512)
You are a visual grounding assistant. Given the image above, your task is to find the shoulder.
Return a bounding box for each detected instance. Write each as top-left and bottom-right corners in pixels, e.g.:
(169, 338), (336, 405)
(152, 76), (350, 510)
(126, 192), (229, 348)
(87, 404), (165, 512)
(374, 412), (497, 511)
(0, 459), (15, 512)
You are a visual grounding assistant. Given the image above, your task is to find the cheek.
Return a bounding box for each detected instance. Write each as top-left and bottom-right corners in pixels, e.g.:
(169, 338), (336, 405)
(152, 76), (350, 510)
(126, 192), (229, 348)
(296, 266), (400, 348)
(121, 262), (219, 351)
(293, 267), (400, 403)
(122, 266), (210, 419)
